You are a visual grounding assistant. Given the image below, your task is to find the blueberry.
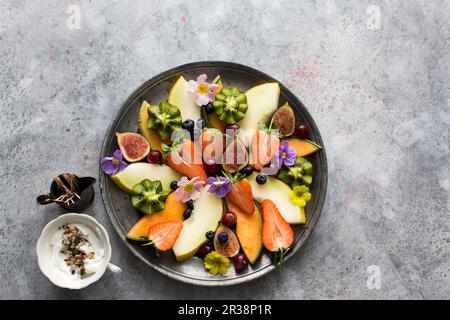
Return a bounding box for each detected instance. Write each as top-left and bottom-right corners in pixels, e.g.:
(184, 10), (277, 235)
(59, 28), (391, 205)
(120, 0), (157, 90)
(187, 199), (194, 210)
(196, 118), (206, 129)
(218, 231), (229, 243)
(170, 181), (178, 190)
(256, 174), (267, 185)
(183, 208), (193, 220)
(205, 103), (214, 114)
(205, 231), (215, 240)
(182, 119), (195, 132)
(241, 165), (254, 176)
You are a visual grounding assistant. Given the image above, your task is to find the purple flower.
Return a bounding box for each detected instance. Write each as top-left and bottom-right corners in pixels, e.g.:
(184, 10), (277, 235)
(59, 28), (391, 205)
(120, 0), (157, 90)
(174, 176), (205, 203)
(102, 150), (128, 176)
(187, 74), (219, 106)
(276, 140), (296, 167)
(206, 176), (231, 198)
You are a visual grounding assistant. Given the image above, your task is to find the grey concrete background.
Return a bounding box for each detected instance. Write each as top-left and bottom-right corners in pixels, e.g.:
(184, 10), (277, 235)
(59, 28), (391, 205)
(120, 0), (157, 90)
(0, 0), (449, 299)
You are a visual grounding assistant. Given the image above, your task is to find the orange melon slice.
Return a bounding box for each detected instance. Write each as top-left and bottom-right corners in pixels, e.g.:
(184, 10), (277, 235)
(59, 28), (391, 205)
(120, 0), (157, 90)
(287, 138), (321, 157)
(227, 200), (263, 264)
(138, 101), (165, 153)
(207, 112), (227, 132)
(127, 192), (186, 241)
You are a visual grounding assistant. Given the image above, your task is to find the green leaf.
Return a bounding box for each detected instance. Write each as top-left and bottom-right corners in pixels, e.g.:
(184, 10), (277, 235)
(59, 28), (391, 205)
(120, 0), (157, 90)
(271, 247), (290, 265)
(161, 143), (171, 154)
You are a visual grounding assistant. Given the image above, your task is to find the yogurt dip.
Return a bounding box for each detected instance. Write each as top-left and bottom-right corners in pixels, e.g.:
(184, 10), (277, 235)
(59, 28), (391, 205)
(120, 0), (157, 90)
(50, 224), (105, 278)
(37, 214), (112, 289)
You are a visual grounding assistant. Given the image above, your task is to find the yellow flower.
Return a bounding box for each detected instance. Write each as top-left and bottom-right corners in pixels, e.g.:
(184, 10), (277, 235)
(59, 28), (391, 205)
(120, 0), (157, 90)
(204, 251), (231, 275)
(289, 185), (312, 208)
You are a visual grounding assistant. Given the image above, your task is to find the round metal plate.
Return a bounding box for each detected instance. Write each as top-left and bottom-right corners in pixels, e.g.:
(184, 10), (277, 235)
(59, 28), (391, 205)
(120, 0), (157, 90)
(99, 61), (328, 286)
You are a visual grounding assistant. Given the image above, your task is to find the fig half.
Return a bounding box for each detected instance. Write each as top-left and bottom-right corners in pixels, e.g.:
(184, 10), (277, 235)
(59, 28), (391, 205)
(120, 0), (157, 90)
(213, 225), (240, 258)
(222, 137), (248, 173)
(116, 132), (150, 162)
(271, 103), (295, 137)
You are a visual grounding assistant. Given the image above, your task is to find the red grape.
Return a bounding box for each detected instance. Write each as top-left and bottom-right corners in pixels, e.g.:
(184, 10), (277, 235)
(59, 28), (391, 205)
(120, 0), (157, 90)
(221, 211), (237, 227)
(294, 123), (309, 139)
(204, 158), (220, 175)
(197, 243), (213, 258)
(222, 211), (237, 227)
(233, 253), (249, 270)
(147, 150), (162, 164)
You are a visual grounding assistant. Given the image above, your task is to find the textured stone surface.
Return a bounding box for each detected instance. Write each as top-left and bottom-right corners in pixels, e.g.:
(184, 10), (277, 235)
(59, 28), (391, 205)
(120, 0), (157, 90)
(0, 0), (449, 299)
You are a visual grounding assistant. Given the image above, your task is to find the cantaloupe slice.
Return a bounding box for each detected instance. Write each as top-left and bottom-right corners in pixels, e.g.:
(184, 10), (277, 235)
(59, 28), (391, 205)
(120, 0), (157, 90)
(287, 138), (321, 157)
(212, 75), (223, 94)
(206, 112), (227, 132)
(227, 200), (262, 264)
(127, 193), (186, 241)
(138, 101), (164, 153)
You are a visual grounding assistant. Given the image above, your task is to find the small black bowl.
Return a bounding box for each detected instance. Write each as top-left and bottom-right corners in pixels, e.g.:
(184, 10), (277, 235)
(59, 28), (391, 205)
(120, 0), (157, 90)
(37, 174), (96, 212)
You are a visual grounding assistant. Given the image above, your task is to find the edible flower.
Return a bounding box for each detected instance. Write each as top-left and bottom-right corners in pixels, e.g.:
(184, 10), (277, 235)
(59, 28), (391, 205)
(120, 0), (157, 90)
(206, 176), (231, 198)
(174, 176), (205, 203)
(188, 74), (219, 106)
(204, 251), (231, 275)
(289, 185), (312, 207)
(276, 140), (296, 168)
(102, 150), (127, 176)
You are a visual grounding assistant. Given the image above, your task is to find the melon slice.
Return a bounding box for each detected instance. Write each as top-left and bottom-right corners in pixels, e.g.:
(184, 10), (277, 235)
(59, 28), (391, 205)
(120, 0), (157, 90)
(227, 200), (263, 264)
(287, 138), (322, 157)
(212, 74), (223, 94)
(239, 83), (280, 141)
(248, 172), (305, 224)
(203, 111), (227, 132)
(168, 76), (201, 122)
(172, 188), (223, 261)
(138, 101), (164, 153)
(111, 163), (181, 193)
(127, 193), (186, 241)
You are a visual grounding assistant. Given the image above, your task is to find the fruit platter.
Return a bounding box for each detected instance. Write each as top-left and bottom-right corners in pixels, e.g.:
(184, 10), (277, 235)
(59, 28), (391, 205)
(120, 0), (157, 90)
(99, 62), (327, 286)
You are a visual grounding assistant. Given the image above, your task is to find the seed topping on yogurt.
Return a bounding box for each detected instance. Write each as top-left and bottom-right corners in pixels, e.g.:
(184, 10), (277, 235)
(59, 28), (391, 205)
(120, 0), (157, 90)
(60, 224), (96, 276)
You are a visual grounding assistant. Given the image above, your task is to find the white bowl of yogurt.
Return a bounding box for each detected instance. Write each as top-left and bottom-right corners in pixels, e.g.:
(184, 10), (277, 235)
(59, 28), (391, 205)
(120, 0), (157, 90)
(37, 213), (120, 289)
